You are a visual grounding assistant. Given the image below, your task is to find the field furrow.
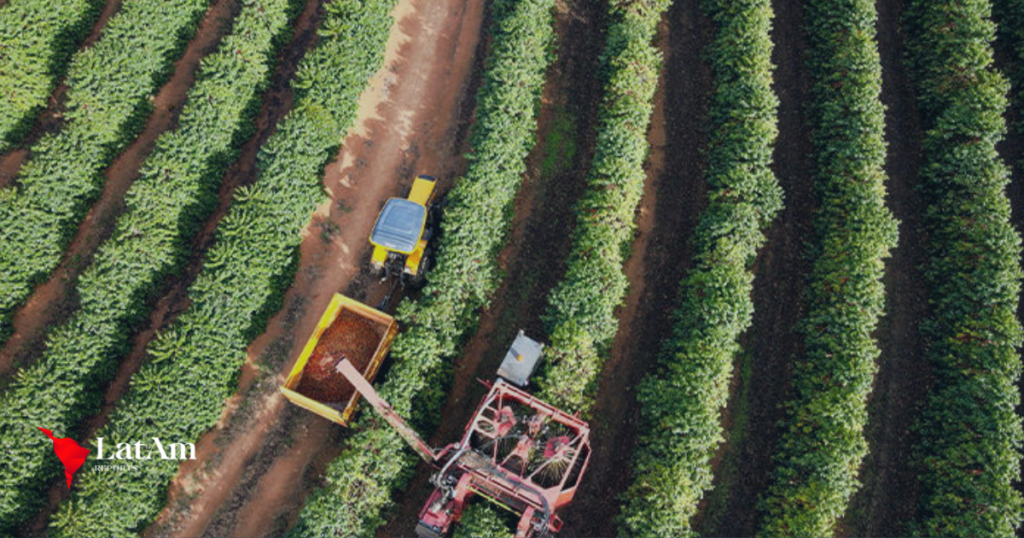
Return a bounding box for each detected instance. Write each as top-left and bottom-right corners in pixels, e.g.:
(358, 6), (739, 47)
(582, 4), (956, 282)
(0, 0), (239, 379)
(378, 0), (605, 533)
(291, 0), (557, 534)
(0, 0), (213, 344)
(43, 1), (398, 535)
(1, 0), (1021, 533)
(840, 0), (931, 533)
(534, 0), (670, 416)
(995, 0), (1024, 114)
(559, 0), (714, 534)
(697, 0), (816, 532)
(905, 0), (1024, 535)
(758, 0), (898, 534)
(0, 0), (105, 151)
(462, 0), (672, 534)
(618, 0), (781, 534)
(994, 0), (1024, 210)
(141, 0), (486, 534)
(0, 0), (298, 532)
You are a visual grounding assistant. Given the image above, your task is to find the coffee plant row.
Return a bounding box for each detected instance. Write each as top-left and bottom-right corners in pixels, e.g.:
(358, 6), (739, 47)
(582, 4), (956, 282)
(46, 1), (398, 535)
(0, 0), (103, 151)
(905, 1), (1024, 535)
(759, 1), (898, 536)
(617, 0), (781, 535)
(0, 0), (297, 532)
(291, 1), (556, 535)
(536, 0), (670, 416)
(0, 0), (211, 344)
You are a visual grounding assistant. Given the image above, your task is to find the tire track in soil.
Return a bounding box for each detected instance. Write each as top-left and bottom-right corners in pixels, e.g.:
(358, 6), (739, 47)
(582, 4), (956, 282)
(559, 1), (711, 535)
(17, 0), (325, 533)
(0, 0), (238, 378)
(839, 0), (930, 535)
(0, 0), (123, 189)
(135, 1), (487, 535)
(376, 1), (606, 534)
(700, 0), (815, 534)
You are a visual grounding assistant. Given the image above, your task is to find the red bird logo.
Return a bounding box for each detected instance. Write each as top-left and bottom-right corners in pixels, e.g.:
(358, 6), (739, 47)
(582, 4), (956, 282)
(38, 428), (90, 488)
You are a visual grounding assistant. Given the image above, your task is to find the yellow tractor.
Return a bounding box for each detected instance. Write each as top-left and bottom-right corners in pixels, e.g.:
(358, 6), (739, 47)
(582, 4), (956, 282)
(369, 175), (439, 289)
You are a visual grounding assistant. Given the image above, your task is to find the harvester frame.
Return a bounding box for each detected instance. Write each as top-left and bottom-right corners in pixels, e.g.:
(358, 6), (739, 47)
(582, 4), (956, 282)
(335, 358), (591, 538)
(281, 295), (592, 537)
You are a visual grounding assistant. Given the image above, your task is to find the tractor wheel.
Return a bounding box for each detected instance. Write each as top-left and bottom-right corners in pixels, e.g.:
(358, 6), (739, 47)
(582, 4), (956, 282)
(408, 248), (432, 289)
(428, 193), (447, 227)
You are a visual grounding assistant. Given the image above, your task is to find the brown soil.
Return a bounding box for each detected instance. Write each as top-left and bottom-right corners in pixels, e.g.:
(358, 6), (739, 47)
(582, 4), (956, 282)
(0, 148), (29, 189)
(376, 1), (607, 534)
(0, 0), (238, 378)
(699, 0), (816, 535)
(839, 0), (930, 535)
(0, 0), (123, 189)
(139, 0), (488, 535)
(212, 405), (342, 538)
(559, 2), (712, 535)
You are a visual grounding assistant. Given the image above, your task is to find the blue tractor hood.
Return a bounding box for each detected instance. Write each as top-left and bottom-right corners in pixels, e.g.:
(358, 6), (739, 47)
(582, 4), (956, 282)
(370, 198), (427, 254)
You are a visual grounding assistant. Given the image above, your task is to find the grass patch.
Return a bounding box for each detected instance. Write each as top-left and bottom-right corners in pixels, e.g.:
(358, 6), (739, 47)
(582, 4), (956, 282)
(540, 108), (576, 177)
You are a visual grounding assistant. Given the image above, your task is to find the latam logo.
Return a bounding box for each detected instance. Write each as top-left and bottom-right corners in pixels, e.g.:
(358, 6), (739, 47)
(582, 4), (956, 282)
(39, 428), (197, 488)
(37, 428), (89, 488)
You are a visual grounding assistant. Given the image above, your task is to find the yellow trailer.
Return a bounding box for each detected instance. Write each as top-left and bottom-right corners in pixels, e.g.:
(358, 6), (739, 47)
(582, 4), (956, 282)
(280, 293), (398, 426)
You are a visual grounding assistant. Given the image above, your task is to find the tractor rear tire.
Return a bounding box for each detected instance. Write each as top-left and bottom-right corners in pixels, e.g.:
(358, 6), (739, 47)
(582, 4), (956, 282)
(408, 248), (432, 289)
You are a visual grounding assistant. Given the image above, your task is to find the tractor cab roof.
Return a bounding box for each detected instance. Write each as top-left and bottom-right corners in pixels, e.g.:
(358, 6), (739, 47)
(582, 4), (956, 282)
(370, 198), (427, 254)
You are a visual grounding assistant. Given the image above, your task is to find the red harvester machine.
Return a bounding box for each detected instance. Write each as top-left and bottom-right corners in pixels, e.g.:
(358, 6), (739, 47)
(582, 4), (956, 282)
(335, 355), (591, 538)
(281, 293), (590, 537)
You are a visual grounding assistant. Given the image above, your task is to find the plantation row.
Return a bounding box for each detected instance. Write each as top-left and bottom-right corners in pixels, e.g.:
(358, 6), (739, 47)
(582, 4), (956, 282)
(0, 0), (297, 532)
(759, 0), (897, 536)
(457, 0), (673, 533)
(0, 0), (103, 152)
(905, 0), (1024, 535)
(618, 0), (782, 534)
(48, 0), (399, 534)
(535, 0), (670, 416)
(0, 0), (211, 344)
(452, 0), (667, 528)
(291, 0), (557, 534)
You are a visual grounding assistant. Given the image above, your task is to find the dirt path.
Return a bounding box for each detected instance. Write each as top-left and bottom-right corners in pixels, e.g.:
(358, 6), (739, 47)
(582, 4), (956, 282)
(992, 0), (1024, 507)
(839, 0), (930, 535)
(995, 3), (1024, 271)
(16, 1), (325, 534)
(698, 0), (815, 534)
(137, 1), (488, 535)
(0, 147), (29, 190)
(0, 0), (238, 378)
(558, 2), (712, 535)
(375, 1), (607, 535)
(0, 0), (123, 189)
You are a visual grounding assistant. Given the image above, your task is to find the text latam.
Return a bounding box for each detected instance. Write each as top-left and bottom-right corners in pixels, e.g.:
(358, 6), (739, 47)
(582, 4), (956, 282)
(94, 438), (196, 460)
